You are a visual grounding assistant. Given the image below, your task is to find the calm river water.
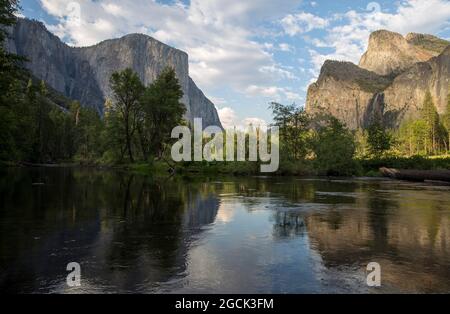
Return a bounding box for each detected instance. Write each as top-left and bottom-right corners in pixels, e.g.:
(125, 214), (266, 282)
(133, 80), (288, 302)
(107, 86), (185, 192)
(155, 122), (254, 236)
(0, 167), (449, 293)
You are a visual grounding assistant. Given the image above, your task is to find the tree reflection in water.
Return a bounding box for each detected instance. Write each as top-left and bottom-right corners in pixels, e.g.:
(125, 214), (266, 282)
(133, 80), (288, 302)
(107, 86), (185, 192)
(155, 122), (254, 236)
(0, 168), (220, 293)
(0, 169), (449, 293)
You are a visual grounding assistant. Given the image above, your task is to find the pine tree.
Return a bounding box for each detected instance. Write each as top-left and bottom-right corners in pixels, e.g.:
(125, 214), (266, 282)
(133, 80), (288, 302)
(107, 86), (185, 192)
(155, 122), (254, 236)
(0, 1), (22, 160)
(0, 1), (19, 40)
(39, 80), (48, 96)
(444, 91), (450, 154)
(422, 91), (440, 155)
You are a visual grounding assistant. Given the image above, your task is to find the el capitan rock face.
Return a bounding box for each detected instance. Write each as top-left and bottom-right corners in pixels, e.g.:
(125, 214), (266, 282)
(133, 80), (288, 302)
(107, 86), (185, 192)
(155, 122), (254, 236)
(6, 18), (222, 128)
(306, 29), (450, 129)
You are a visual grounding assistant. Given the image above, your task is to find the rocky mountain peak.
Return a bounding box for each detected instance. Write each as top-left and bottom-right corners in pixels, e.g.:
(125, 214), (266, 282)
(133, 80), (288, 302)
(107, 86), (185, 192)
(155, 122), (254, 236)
(369, 29), (405, 45)
(359, 29), (434, 77)
(307, 29), (450, 130)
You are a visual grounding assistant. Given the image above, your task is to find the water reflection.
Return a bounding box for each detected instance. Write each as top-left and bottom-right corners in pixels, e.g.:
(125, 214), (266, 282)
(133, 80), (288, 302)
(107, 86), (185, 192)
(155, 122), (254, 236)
(0, 168), (449, 293)
(0, 168), (220, 293)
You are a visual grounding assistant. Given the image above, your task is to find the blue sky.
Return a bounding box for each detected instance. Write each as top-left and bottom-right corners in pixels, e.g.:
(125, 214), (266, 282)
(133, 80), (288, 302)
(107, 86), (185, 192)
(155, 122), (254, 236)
(19, 0), (450, 128)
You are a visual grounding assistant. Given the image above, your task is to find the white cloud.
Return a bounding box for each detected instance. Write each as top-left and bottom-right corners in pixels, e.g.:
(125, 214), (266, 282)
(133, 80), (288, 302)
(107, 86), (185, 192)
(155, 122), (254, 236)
(259, 64), (298, 80)
(245, 85), (301, 102)
(281, 12), (328, 36)
(242, 117), (268, 129)
(217, 107), (268, 130)
(310, 38), (328, 48)
(246, 85), (283, 98)
(264, 42), (294, 53)
(278, 43), (293, 52)
(210, 97), (228, 106)
(101, 3), (124, 17)
(217, 107), (239, 129)
(263, 42), (274, 50)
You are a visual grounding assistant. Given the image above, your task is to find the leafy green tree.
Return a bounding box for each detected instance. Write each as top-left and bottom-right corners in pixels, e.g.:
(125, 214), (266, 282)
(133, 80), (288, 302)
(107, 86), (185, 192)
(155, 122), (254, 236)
(109, 68), (144, 162)
(367, 121), (392, 157)
(311, 115), (357, 176)
(269, 102), (309, 161)
(139, 67), (185, 159)
(103, 99), (126, 162)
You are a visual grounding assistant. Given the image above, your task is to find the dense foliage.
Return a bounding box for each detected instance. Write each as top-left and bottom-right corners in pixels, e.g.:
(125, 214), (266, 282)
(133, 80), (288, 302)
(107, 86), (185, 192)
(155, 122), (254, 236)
(269, 105), (358, 176)
(395, 90), (449, 156)
(104, 67), (186, 163)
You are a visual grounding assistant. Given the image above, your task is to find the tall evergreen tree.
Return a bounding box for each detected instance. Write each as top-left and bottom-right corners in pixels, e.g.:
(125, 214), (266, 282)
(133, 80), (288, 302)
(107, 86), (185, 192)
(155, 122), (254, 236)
(0, 0), (21, 160)
(422, 91), (440, 155)
(443, 91), (450, 153)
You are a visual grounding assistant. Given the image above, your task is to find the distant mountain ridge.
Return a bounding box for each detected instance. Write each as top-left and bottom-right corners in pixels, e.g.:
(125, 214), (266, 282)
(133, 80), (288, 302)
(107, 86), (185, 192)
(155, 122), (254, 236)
(306, 29), (450, 129)
(6, 18), (222, 128)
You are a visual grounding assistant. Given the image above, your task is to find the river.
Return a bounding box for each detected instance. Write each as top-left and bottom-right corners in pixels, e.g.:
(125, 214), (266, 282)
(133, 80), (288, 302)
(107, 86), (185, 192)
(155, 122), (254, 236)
(0, 167), (449, 293)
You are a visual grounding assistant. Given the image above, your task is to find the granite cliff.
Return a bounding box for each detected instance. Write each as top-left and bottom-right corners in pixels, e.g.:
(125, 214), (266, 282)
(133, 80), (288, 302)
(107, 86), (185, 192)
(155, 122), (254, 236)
(6, 18), (222, 128)
(306, 29), (450, 129)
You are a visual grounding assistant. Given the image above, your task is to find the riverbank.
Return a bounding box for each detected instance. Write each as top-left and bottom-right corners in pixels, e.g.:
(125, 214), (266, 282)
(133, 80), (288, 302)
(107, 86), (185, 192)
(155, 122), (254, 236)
(128, 156), (450, 177)
(3, 155), (450, 178)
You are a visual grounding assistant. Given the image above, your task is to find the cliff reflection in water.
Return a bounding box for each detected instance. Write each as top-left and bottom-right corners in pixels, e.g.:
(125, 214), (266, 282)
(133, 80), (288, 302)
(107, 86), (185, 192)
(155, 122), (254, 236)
(267, 179), (450, 293)
(0, 169), (449, 293)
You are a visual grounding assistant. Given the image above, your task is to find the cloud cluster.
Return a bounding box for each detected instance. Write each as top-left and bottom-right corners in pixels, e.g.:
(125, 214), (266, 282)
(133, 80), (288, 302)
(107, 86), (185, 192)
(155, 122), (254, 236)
(217, 107), (268, 130)
(39, 0), (302, 102)
(245, 85), (301, 102)
(281, 12), (328, 36)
